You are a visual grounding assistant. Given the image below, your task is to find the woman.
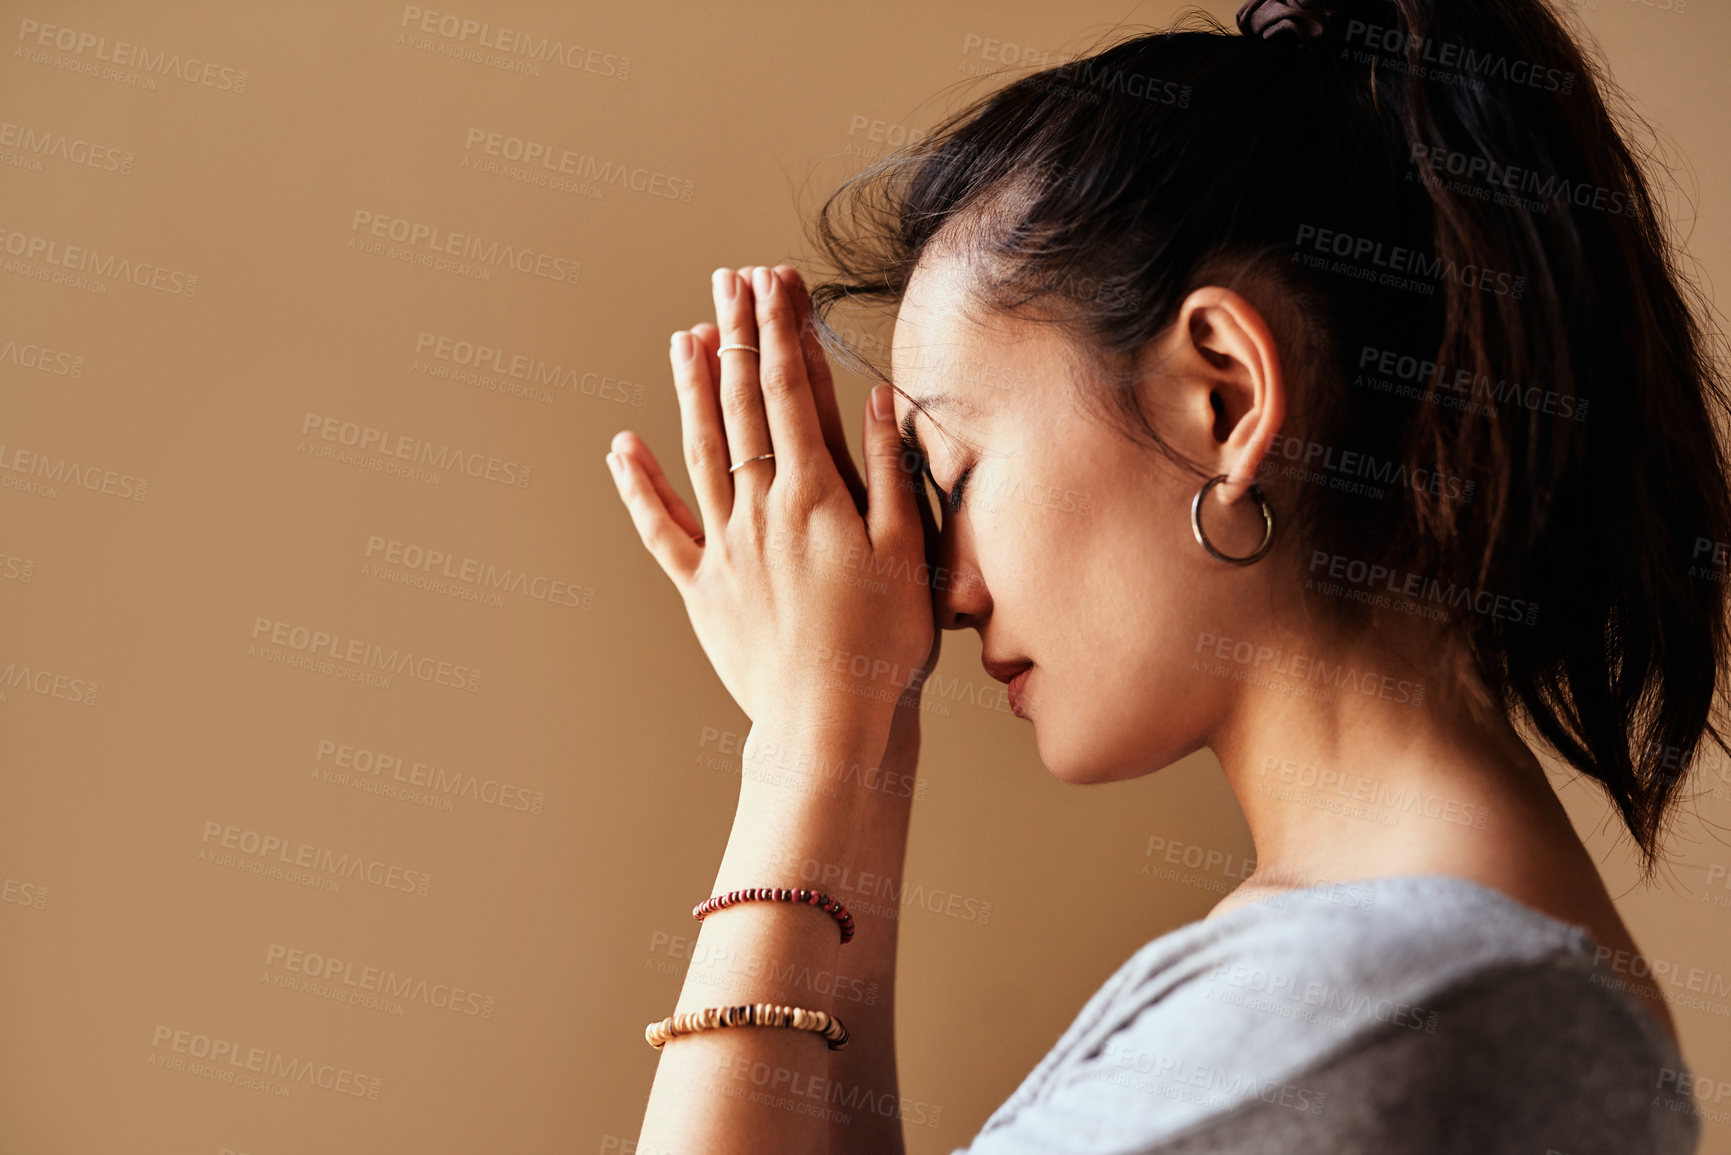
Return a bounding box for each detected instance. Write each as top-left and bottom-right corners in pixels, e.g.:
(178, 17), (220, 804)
(606, 0), (1726, 1150)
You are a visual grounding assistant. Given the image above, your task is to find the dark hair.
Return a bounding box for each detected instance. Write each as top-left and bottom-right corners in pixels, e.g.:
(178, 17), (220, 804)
(807, 0), (1731, 879)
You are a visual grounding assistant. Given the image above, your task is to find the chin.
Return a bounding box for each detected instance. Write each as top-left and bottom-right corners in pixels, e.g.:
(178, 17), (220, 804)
(1033, 721), (1162, 786)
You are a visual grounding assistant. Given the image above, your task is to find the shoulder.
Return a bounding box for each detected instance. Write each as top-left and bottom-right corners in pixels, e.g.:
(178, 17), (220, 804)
(1186, 872), (1594, 1016)
(1145, 952), (1701, 1155)
(953, 874), (1698, 1155)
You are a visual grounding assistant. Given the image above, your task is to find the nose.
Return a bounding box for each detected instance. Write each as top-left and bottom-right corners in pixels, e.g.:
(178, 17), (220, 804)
(933, 520), (989, 632)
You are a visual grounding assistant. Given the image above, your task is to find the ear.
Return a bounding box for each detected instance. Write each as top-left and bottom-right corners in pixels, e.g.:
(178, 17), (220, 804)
(1139, 286), (1286, 507)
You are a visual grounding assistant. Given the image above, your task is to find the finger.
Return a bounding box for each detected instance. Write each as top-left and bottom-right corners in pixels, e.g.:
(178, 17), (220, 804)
(661, 330), (730, 533)
(862, 384), (923, 550)
(606, 448), (701, 585)
(610, 428), (705, 543)
(712, 267), (773, 488)
(751, 266), (829, 486)
(779, 266), (867, 514)
(688, 322), (727, 504)
(690, 322), (723, 395)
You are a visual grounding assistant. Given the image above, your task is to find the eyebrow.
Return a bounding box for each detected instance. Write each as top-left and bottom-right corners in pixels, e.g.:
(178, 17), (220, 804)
(896, 391), (969, 464)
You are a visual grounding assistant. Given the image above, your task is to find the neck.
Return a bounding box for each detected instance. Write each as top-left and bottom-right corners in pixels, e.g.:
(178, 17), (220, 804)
(1206, 620), (1567, 902)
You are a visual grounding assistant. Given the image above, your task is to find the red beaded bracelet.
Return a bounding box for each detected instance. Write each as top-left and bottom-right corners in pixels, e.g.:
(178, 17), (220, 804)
(693, 887), (856, 945)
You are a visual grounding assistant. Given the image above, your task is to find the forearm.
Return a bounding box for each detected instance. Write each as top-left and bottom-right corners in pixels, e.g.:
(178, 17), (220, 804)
(825, 706), (923, 1154)
(636, 713), (914, 1155)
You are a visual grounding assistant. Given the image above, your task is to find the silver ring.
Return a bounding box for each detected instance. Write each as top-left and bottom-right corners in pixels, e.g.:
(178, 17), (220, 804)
(729, 452), (776, 474)
(718, 343), (759, 355)
(1190, 474), (1275, 565)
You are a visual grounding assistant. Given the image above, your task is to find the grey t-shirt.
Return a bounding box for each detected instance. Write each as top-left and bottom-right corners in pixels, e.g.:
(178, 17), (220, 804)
(952, 874), (1700, 1154)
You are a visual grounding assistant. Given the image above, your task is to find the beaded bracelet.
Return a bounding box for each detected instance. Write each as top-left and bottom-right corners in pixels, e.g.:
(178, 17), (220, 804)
(693, 887), (855, 945)
(644, 1002), (849, 1050)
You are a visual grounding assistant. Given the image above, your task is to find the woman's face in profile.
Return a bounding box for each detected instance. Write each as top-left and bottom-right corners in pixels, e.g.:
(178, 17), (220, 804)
(891, 254), (1277, 786)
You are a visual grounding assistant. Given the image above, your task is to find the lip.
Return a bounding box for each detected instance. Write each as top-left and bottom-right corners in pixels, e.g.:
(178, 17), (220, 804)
(1006, 667), (1032, 718)
(982, 656), (1034, 719)
(981, 656), (1033, 684)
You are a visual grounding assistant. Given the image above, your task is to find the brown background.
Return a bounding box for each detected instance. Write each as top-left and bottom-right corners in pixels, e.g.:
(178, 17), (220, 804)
(3, 1), (1729, 1152)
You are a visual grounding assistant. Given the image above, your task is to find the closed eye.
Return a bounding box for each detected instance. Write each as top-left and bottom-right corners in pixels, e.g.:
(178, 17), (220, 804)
(897, 404), (971, 515)
(896, 422), (943, 504)
(943, 465), (973, 513)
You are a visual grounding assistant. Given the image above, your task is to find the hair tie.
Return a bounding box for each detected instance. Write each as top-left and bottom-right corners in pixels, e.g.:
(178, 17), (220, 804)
(1235, 0), (1352, 43)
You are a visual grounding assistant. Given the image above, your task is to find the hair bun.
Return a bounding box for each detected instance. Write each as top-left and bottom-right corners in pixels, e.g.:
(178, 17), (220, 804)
(1235, 0), (1351, 43)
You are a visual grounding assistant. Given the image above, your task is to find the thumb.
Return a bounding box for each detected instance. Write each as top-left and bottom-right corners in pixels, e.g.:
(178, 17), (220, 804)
(863, 384), (921, 549)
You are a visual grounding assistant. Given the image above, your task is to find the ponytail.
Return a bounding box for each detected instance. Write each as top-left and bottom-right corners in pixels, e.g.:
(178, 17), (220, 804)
(1346, 0), (1731, 874)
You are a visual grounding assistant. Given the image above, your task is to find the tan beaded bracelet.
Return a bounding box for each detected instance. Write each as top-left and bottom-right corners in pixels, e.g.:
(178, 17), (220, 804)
(644, 1002), (849, 1051)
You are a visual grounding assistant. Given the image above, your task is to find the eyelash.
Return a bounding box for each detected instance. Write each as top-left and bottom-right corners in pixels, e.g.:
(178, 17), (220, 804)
(936, 464), (973, 513)
(901, 430), (971, 514)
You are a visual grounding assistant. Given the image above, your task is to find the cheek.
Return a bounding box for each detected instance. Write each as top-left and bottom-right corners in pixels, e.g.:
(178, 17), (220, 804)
(1002, 495), (1225, 780)
(968, 491), (1085, 624)
(971, 457), (1185, 648)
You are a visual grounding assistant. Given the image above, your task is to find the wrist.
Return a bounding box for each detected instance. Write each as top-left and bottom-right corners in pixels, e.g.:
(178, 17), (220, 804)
(886, 692), (924, 752)
(738, 713), (892, 811)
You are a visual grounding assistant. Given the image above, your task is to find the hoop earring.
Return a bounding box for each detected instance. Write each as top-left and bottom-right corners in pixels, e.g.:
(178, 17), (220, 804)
(1190, 474), (1275, 566)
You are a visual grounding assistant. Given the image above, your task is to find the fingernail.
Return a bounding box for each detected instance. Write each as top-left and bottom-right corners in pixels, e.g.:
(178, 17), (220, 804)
(605, 452), (623, 479)
(870, 384), (893, 422)
(714, 268), (736, 299)
(672, 331), (694, 363)
(753, 266), (772, 298)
